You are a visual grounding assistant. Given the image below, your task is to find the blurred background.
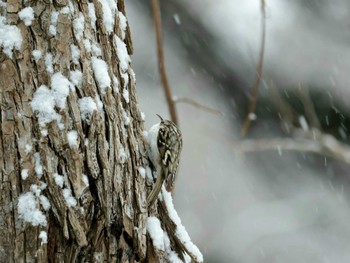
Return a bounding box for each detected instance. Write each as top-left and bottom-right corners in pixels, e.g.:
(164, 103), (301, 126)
(125, 0), (350, 262)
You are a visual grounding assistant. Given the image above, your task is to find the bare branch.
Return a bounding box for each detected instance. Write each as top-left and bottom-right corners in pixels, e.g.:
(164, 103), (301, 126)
(151, 0), (179, 125)
(174, 97), (224, 116)
(241, 0), (266, 136)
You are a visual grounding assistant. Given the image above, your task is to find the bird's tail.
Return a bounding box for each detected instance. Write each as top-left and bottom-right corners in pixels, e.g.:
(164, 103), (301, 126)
(147, 170), (164, 206)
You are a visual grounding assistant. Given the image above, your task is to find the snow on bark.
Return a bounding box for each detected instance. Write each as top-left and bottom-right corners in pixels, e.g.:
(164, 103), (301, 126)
(162, 188), (204, 262)
(118, 11), (127, 40)
(54, 173), (64, 188)
(147, 217), (165, 251)
(123, 88), (130, 103)
(30, 85), (61, 128)
(45, 52), (54, 74)
(78, 97), (98, 124)
(98, 0), (116, 33)
(70, 70), (83, 87)
(73, 12), (85, 40)
(0, 17), (22, 58)
(62, 188), (77, 207)
(21, 169), (29, 180)
(18, 192), (47, 227)
(39, 231), (48, 246)
(49, 11), (59, 36)
(34, 152), (43, 178)
(70, 44), (80, 65)
(67, 130), (79, 148)
(114, 35), (131, 72)
(88, 3), (97, 29)
(51, 72), (72, 109)
(92, 56), (111, 95)
(32, 49), (42, 61)
(18, 7), (34, 26)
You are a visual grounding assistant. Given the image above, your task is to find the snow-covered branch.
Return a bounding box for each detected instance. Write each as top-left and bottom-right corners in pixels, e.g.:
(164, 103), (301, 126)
(147, 187), (203, 263)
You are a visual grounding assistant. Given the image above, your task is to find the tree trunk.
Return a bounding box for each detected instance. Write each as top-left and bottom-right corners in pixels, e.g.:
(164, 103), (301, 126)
(0, 1), (202, 262)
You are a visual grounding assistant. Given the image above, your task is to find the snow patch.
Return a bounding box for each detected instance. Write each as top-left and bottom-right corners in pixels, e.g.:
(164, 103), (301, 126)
(41, 129), (48, 136)
(73, 12), (84, 40)
(98, 0), (116, 33)
(19, 7), (34, 26)
(31, 86), (61, 128)
(54, 173), (64, 188)
(122, 88), (129, 103)
(67, 130), (78, 148)
(60, 6), (70, 15)
(39, 195), (51, 211)
(21, 169), (29, 180)
(138, 167), (146, 178)
(49, 11), (59, 36)
(63, 188), (77, 207)
(113, 75), (119, 93)
(91, 56), (111, 95)
(51, 72), (72, 109)
(141, 112), (146, 121)
(95, 94), (103, 110)
(83, 39), (92, 52)
(119, 145), (127, 163)
(70, 70), (82, 87)
(78, 97), (97, 124)
(82, 174), (89, 187)
(70, 44), (80, 65)
(147, 217), (164, 251)
(118, 11), (127, 40)
(32, 50), (42, 62)
(121, 72), (129, 89)
(68, 0), (75, 14)
(18, 192), (47, 227)
(114, 35), (130, 72)
(162, 189), (203, 262)
(45, 53), (53, 74)
(121, 105), (130, 126)
(91, 42), (102, 56)
(147, 217), (185, 262)
(88, 3), (97, 29)
(39, 231), (48, 245)
(34, 152), (43, 178)
(30, 73), (71, 128)
(25, 144), (32, 153)
(164, 232), (185, 263)
(0, 17), (23, 58)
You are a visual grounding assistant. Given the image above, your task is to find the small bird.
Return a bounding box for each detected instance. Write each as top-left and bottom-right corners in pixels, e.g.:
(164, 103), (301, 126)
(147, 115), (182, 206)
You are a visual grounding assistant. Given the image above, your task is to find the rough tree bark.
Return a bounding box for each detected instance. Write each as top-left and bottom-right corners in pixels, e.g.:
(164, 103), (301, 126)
(0, 0), (202, 262)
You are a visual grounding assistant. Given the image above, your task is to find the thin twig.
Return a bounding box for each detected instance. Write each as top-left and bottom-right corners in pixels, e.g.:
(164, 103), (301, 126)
(241, 0), (266, 136)
(174, 97), (224, 115)
(151, 0), (178, 125)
